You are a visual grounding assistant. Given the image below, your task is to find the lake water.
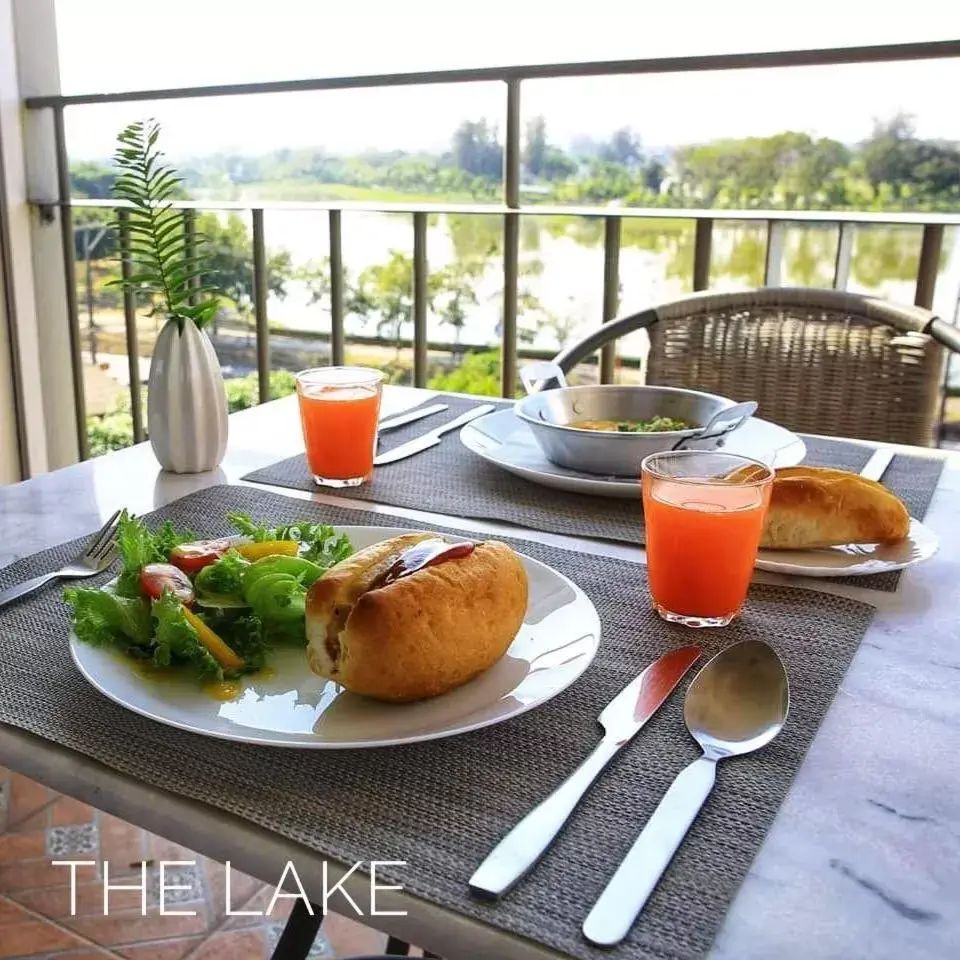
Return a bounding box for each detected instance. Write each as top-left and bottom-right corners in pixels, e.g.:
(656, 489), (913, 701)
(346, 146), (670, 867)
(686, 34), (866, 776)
(251, 208), (960, 363)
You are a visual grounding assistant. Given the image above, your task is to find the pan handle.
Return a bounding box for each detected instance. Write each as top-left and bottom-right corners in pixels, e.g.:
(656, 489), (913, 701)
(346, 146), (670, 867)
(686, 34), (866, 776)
(673, 401), (758, 451)
(519, 361), (568, 396)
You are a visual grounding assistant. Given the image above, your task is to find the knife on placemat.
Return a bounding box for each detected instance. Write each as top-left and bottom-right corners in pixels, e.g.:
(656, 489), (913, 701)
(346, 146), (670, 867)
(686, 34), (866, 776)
(378, 403), (448, 434)
(375, 404), (496, 465)
(469, 645), (702, 899)
(860, 447), (894, 483)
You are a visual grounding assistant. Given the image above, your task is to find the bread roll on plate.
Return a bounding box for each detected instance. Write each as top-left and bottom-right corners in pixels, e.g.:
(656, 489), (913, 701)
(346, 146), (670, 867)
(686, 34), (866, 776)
(760, 466), (910, 549)
(305, 533), (528, 702)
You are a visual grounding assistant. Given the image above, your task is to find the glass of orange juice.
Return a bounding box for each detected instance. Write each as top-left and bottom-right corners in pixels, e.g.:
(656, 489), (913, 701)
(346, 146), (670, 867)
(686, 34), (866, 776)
(641, 450), (773, 628)
(295, 367), (384, 487)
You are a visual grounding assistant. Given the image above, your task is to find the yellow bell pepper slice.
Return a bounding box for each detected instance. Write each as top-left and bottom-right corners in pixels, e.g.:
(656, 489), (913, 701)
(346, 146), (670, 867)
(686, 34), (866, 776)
(182, 607), (245, 672)
(235, 540), (299, 561)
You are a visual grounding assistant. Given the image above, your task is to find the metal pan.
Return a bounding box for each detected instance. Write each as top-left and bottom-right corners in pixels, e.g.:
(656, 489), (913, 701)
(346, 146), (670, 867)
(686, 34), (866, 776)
(515, 362), (756, 477)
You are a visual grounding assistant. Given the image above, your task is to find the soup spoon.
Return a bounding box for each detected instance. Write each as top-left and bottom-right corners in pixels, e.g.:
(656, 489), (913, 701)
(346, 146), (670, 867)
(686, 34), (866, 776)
(582, 640), (789, 946)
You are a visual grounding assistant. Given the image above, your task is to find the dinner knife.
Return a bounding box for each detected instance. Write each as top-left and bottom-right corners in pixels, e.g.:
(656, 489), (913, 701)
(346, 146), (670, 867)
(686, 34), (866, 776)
(468, 645), (702, 899)
(860, 447), (895, 483)
(378, 403), (448, 434)
(374, 404), (496, 465)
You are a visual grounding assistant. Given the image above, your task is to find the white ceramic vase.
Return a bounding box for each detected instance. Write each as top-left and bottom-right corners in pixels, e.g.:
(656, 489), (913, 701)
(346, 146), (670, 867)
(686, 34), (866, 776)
(148, 317), (228, 473)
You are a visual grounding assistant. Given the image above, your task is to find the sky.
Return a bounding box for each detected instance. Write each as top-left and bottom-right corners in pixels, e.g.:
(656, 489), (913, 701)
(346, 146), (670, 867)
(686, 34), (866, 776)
(53, 0), (960, 160)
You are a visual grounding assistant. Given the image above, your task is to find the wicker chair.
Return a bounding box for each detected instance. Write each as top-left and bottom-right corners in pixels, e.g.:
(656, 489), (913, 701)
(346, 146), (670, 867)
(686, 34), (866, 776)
(551, 287), (960, 447)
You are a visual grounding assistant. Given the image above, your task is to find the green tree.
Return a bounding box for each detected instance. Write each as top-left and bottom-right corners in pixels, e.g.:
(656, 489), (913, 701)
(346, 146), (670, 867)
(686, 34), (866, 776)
(850, 227), (922, 287)
(523, 116), (548, 179)
(297, 258), (332, 310)
(435, 262), (481, 351)
(600, 127), (642, 169)
(70, 160), (116, 199)
(451, 119), (502, 180)
(70, 161), (120, 259)
(861, 114), (917, 199)
(198, 213), (293, 320)
(428, 349), (503, 397)
(352, 251), (440, 358)
(447, 214), (502, 262)
(539, 297), (581, 350)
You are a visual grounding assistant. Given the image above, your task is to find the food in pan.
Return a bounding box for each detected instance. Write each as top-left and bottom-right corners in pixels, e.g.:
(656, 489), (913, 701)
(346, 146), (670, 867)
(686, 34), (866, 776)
(306, 534), (529, 702)
(570, 417), (692, 433)
(759, 466), (911, 549)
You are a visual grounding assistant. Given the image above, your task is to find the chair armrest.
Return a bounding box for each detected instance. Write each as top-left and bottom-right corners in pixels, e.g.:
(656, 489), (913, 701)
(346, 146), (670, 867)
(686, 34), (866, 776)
(551, 308), (659, 374)
(926, 318), (960, 354)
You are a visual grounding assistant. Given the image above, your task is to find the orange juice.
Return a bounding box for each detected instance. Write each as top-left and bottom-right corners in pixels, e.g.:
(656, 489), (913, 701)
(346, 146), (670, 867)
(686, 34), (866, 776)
(641, 452), (772, 626)
(295, 368), (383, 486)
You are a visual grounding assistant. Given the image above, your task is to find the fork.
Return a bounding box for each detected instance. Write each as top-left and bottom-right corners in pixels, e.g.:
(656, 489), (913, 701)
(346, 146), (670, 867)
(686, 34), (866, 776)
(0, 510), (121, 609)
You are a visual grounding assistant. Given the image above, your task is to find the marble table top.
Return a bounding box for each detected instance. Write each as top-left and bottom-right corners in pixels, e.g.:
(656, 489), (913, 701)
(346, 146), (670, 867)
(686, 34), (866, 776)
(1, 386), (957, 959)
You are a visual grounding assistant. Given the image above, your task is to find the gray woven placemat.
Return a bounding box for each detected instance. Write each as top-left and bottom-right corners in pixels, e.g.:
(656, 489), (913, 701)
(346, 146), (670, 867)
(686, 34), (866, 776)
(243, 394), (945, 592)
(0, 485), (875, 960)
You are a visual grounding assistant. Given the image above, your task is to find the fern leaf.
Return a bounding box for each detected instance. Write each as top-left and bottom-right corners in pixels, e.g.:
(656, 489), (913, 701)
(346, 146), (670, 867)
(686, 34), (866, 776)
(109, 118), (221, 330)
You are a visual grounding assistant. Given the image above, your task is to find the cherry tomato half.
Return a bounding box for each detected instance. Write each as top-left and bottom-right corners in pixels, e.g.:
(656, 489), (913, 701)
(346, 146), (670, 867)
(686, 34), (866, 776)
(169, 539), (233, 574)
(140, 563), (195, 605)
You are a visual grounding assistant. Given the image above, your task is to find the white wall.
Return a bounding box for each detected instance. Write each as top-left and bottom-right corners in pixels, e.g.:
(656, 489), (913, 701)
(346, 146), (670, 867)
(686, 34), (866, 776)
(0, 244), (21, 483)
(0, 0), (72, 479)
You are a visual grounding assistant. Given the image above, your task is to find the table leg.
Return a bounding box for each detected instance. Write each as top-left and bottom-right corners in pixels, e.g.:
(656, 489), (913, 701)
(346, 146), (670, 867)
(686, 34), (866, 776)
(383, 937), (442, 958)
(269, 899), (323, 960)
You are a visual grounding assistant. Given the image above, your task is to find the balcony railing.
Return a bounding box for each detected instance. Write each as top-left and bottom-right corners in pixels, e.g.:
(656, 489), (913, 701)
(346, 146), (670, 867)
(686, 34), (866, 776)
(23, 39), (960, 460)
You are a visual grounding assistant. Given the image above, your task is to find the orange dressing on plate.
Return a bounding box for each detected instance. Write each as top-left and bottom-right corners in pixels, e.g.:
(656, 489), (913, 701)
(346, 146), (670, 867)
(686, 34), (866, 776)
(203, 667), (276, 702)
(130, 656), (277, 703)
(130, 661), (178, 683)
(204, 679), (244, 701)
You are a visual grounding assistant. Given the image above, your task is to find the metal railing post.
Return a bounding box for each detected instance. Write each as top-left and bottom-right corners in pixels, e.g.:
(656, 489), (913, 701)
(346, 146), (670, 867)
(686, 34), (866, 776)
(692, 219), (713, 291)
(328, 210), (345, 366)
(833, 222), (854, 290)
(412, 211), (428, 387)
(183, 210), (199, 305)
(915, 223), (944, 309)
(118, 210), (145, 443)
(251, 208), (270, 403)
(764, 220), (786, 287)
(52, 105), (89, 459)
(600, 216), (621, 384)
(501, 78), (521, 398)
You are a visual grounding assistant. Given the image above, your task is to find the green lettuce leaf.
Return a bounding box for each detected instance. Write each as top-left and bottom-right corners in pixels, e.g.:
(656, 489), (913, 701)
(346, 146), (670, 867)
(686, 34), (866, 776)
(115, 511), (195, 598)
(227, 512), (352, 568)
(64, 587), (152, 653)
(202, 611), (269, 672)
(151, 592), (221, 679)
(262, 617), (307, 648)
(226, 512), (270, 542)
(195, 551), (249, 599)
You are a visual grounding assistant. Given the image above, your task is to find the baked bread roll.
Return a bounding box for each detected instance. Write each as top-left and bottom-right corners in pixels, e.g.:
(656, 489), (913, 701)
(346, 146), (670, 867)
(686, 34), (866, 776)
(760, 466), (910, 549)
(305, 533), (528, 702)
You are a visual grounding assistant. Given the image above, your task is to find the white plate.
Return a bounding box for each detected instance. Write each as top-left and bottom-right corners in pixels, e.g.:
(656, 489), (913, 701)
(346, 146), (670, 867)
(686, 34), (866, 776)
(754, 517), (939, 578)
(460, 408), (806, 499)
(70, 527), (601, 749)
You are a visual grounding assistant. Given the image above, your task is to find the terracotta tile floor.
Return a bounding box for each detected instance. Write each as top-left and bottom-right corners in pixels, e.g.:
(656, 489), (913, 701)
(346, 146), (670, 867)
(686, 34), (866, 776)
(0, 766), (418, 959)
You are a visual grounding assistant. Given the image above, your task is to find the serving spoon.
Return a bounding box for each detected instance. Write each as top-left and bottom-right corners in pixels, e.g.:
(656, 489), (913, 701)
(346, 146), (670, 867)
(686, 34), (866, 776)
(582, 640), (789, 946)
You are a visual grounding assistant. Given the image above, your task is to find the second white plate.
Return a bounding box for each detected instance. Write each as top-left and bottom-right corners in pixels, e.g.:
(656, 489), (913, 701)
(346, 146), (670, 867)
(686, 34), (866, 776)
(755, 518), (939, 578)
(460, 408), (806, 499)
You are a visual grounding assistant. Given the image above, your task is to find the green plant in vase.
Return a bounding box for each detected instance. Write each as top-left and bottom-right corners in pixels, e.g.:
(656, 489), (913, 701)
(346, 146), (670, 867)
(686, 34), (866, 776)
(110, 119), (228, 472)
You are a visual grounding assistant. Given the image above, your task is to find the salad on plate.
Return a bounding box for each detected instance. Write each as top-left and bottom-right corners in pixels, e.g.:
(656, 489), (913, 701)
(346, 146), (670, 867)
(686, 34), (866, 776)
(65, 510), (353, 686)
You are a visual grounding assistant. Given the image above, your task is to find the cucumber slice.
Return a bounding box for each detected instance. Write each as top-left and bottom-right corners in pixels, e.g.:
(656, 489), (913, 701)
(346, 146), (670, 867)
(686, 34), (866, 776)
(193, 594), (250, 610)
(245, 572), (306, 623)
(242, 556), (324, 595)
